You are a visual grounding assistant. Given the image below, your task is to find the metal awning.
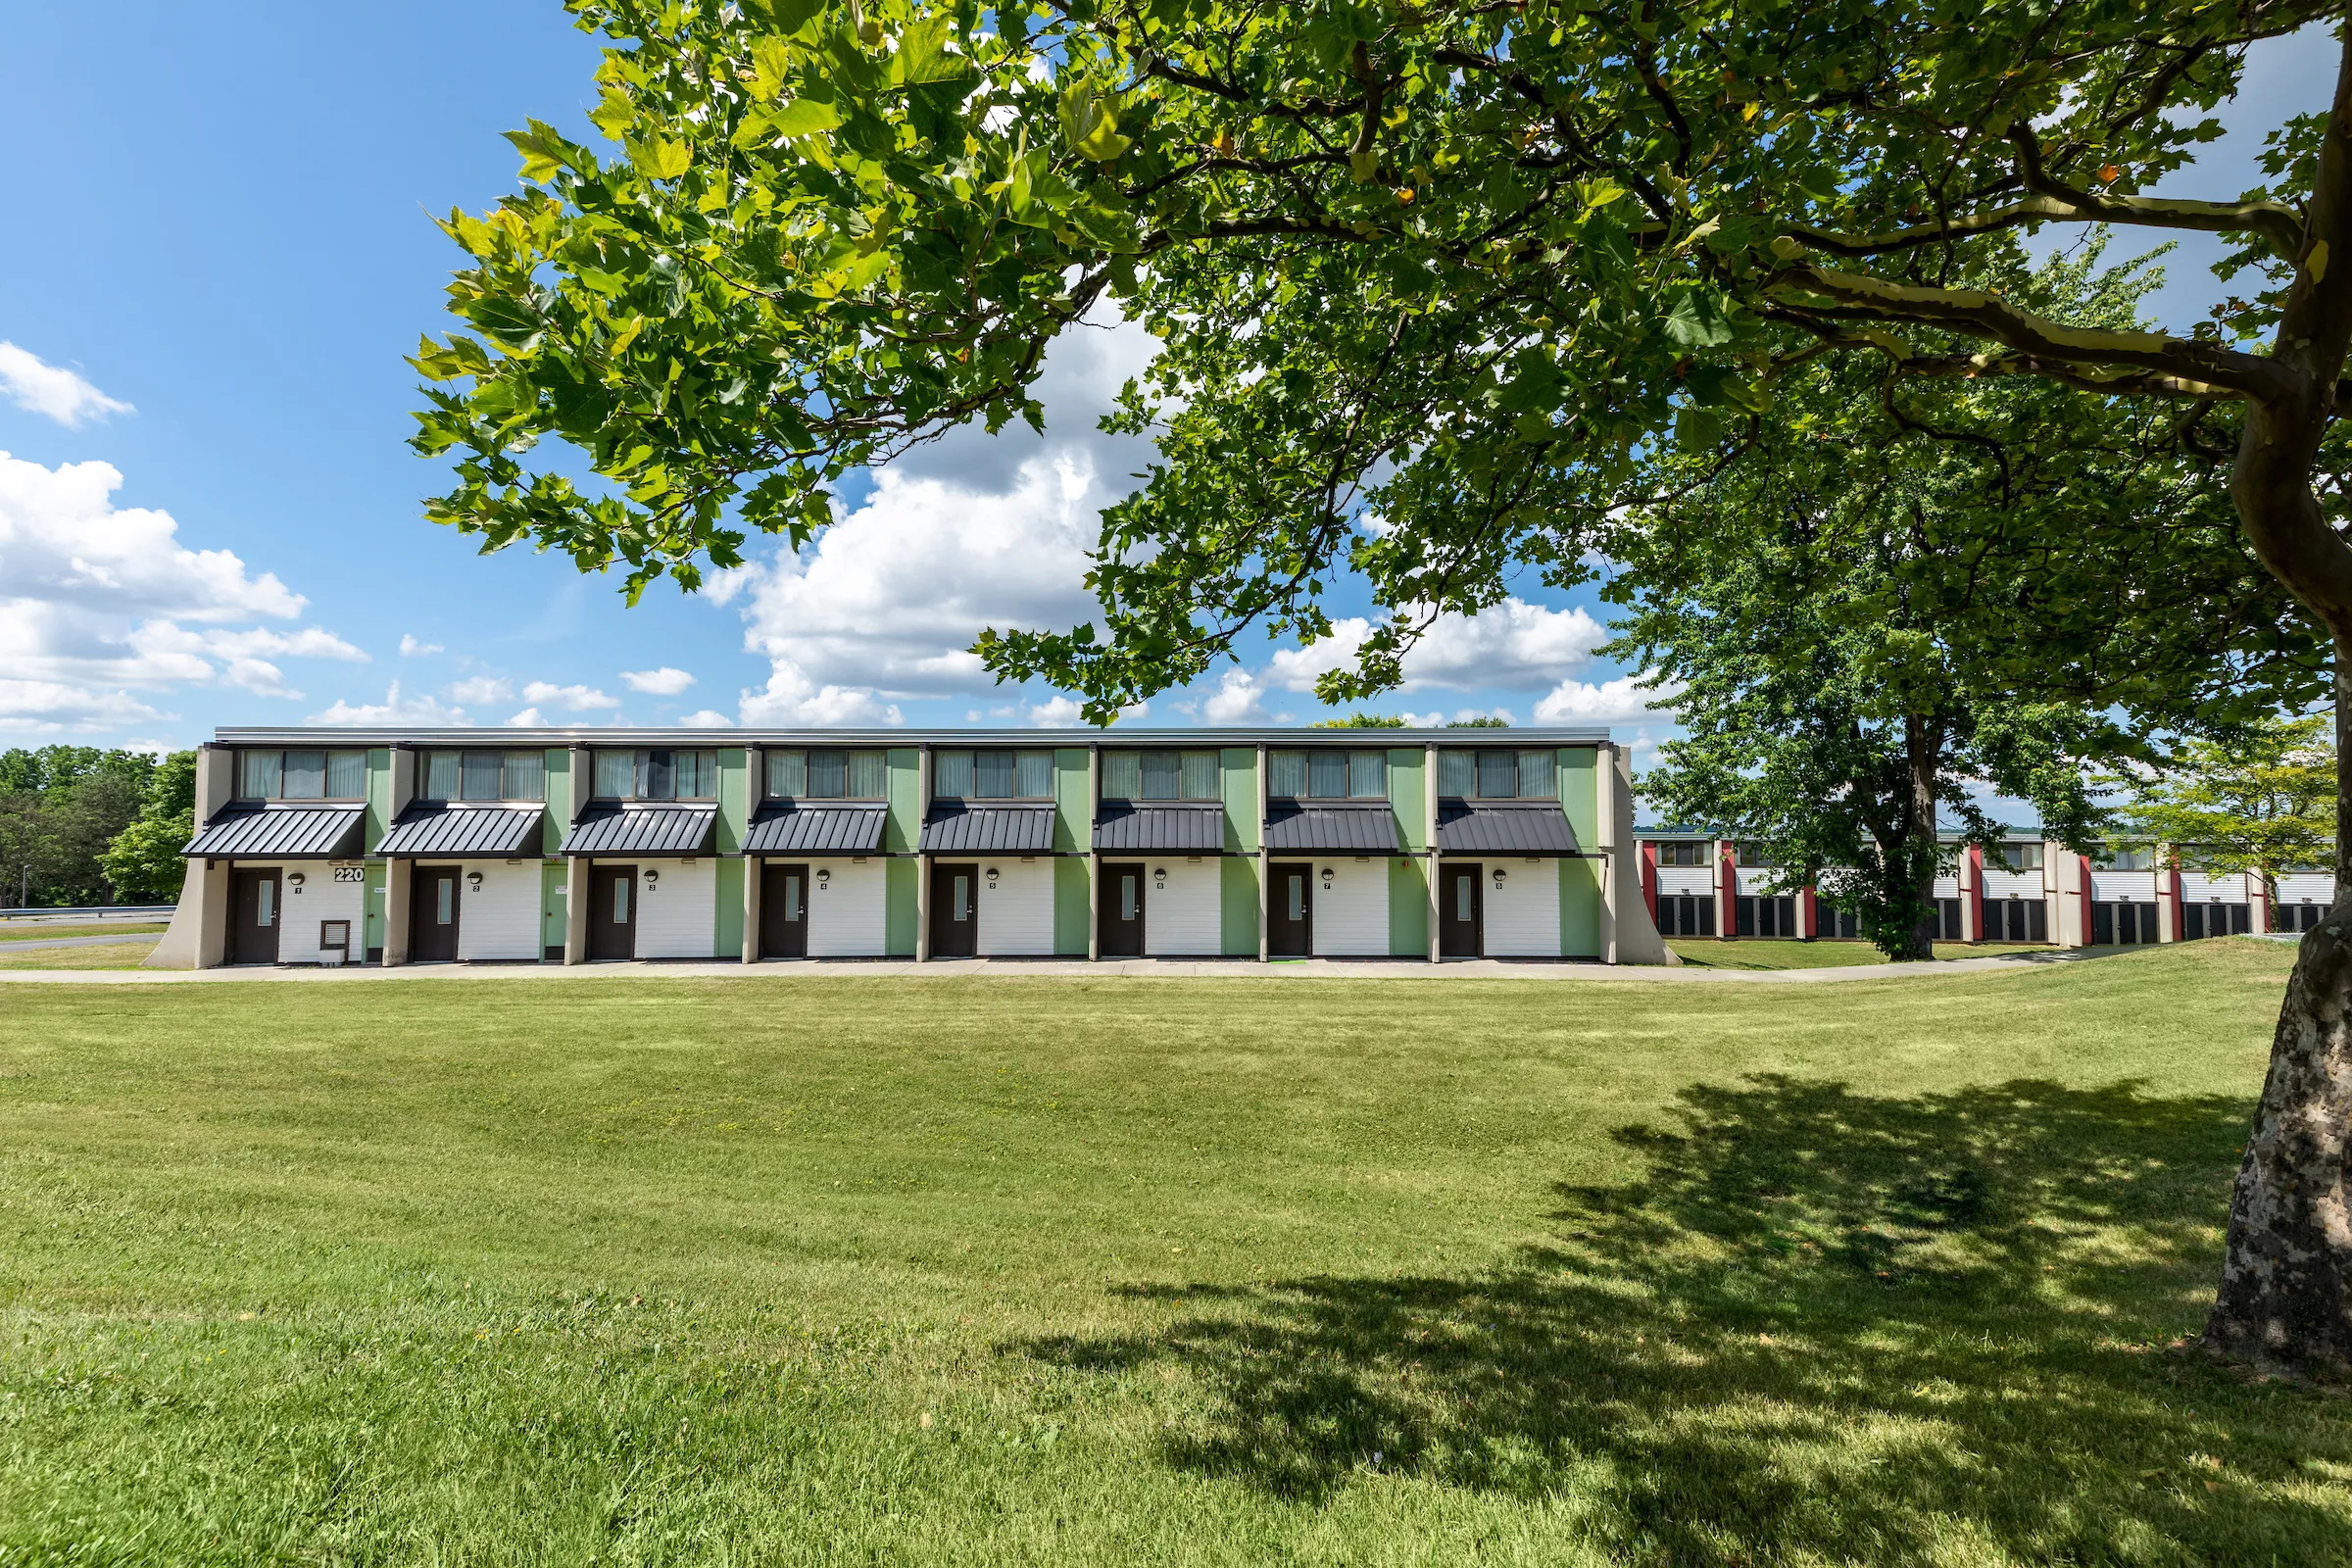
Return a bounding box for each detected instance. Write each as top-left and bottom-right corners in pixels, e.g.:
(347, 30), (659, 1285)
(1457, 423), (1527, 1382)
(558, 803), (717, 857)
(1436, 801), (1583, 856)
(919, 803), (1056, 855)
(1261, 802), (1402, 854)
(183, 803), (366, 859)
(1093, 803), (1226, 854)
(375, 803), (546, 858)
(744, 802), (889, 856)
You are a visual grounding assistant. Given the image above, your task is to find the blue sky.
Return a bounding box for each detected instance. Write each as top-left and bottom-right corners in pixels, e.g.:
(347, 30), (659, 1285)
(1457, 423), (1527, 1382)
(0, 5), (2329, 768)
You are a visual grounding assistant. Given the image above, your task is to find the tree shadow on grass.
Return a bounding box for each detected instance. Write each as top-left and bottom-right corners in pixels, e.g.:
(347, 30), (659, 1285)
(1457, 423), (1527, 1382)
(1025, 1077), (2352, 1563)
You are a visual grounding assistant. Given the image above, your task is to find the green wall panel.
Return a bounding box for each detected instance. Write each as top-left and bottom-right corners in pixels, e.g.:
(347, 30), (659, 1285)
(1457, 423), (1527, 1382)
(716, 748), (749, 854)
(1220, 749), (1257, 851)
(1561, 856), (1602, 957)
(1390, 856), (1430, 956)
(885, 857), (918, 955)
(365, 748), (391, 851)
(542, 749), (569, 854)
(1389, 747), (1426, 851)
(885, 749), (920, 853)
(540, 860), (567, 956)
(1561, 747), (1600, 847)
(1053, 749), (1089, 853)
(714, 857), (744, 958)
(1054, 857), (1091, 955)
(1220, 857), (1259, 956)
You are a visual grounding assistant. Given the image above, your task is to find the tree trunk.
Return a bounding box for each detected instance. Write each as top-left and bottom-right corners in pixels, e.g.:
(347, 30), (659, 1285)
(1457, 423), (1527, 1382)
(2202, 644), (2352, 1374)
(1899, 712), (1938, 960)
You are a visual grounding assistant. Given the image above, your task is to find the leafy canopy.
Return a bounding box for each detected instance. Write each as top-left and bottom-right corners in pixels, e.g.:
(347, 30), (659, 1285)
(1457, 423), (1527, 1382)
(2110, 717), (2335, 879)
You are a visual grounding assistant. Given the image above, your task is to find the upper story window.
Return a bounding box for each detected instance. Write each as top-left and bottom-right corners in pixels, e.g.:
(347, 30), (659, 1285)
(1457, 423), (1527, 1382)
(421, 749), (545, 803)
(2094, 845), (2155, 871)
(239, 748), (367, 802)
(1652, 841), (1709, 867)
(593, 748), (716, 801)
(934, 749), (1052, 800)
(1999, 844), (2044, 871)
(1268, 749), (1388, 801)
(1731, 841), (1778, 867)
(1436, 748), (1558, 801)
(767, 748), (886, 800)
(1102, 750), (1219, 802)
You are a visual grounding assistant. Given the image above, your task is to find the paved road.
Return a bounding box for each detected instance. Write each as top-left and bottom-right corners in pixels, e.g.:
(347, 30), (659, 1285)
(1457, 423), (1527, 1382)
(0, 950), (2120, 984)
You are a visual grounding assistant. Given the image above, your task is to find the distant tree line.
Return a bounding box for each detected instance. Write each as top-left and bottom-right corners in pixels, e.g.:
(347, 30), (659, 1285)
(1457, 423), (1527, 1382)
(0, 747), (194, 907)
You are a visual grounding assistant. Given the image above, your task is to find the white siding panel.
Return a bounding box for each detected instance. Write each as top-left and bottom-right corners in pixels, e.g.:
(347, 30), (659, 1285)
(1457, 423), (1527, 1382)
(2277, 872), (2336, 906)
(1982, 868), (2043, 899)
(630, 858), (716, 958)
(2090, 870), (2157, 903)
(267, 861), (368, 964)
(1932, 873), (1960, 899)
(2180, 871), (2256, 903)
(459, 859), (543, 961)
(1144, 858), (1221, 956)
(1733, 868), (1790, 897)
(806, 857), (887, 956)
(1654, 866), (1715, 897)
(1312, 858), (1389, 956)
(1485, 858), (1561, 957)
(978, 859), (1054, 956)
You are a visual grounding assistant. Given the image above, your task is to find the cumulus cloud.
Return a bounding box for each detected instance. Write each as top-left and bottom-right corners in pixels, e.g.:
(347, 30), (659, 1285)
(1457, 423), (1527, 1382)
(739, 662), (904, 726)
(399, 633), (445, 657)
(504, 707), (545, 727)
(1200, 668), (1269, 725)
(620, 665), (697, 696)
(1533, 674), (1683, 725)
(309, 682), (471, 726)
(447, 675), (513, 705)
(0, 451), (360, 731)
(677, 709), (734, 727)
(1265, 599), (1608, 696)
(521, 680), (619, 711)
(0, 343), (133, 428)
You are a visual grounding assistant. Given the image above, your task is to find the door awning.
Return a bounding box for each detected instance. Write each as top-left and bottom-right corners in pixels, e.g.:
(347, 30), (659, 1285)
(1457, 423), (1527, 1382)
(558, 803), (717, 857)
(919, 803), (1056, 854)
(183, 803), (366, 859)
(744, 802), (889, 856)
(1261, 801), (1402, 854)
(374, 803), (546, 858)
(1435, 802), (1583, 856)
(1093, 802), (1226, 854)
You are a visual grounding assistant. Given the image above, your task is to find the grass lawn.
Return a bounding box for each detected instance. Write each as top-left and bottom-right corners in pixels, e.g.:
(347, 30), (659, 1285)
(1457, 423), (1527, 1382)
(1668, 939), (2055, 970)
(3, 941), (2346, 1565)
(0, 921), (166, 942)
(0, 939), (159, 970)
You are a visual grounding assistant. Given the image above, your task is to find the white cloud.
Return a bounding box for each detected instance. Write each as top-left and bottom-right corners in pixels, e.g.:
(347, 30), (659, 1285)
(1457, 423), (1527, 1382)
(521, 680), (619, 711)
(1266, 600), (1608, 696)
(399, 634), (445, 657)
(308, 681), (471, 726)
(1533, 674), (1683, 725)
(0, 451), (359, 732)
(739, 662), (903, 726)
(1200, 668), (1269, 725)
(620, 665), (697, 696)
(677, 708), (734, 727)
(504, 707), (545, 727)
(0, 343), (133, 428)
(447, 675), (513, 705)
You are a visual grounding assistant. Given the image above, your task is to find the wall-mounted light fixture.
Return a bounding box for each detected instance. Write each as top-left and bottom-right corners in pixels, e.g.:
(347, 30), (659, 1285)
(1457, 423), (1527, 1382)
(985, 865), (1001, 886)
(1152, 866), (1168, 890)
(466, 870), (484, 893)
(286, 870), (306, 889)
(1492, 867), (1507, 888)
(1319, 867), (1335, 888)
(643, 868), (660, 890)
(815, 868), (831, 889)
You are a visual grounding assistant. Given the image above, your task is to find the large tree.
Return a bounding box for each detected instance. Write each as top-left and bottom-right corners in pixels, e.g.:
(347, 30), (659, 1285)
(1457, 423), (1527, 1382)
(2113, 716), (2336, 899)
(418, 0), (2352, 1370)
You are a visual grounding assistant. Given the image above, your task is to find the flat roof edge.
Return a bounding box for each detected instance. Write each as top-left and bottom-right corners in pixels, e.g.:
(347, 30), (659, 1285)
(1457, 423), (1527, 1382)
(209, 725), (1618, 746)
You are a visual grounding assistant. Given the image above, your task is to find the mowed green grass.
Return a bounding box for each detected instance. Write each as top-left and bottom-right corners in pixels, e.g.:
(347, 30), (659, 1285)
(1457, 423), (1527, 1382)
(0, 940), (159, 970)
(0, 922), (166, 942)
(1667, 939), (2054, 970)
(2, 944), (2347, 1566)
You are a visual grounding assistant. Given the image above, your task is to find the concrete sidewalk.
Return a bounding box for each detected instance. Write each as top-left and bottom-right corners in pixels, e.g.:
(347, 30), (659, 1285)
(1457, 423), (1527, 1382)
(0, 950), (2113, 985)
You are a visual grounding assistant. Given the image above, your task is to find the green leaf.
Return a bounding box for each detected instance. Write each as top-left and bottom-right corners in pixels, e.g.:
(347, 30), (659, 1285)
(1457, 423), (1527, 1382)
(890, 15), (967, 84)
(1663, 288), (1736, 349)
(764, 97), (845, 139)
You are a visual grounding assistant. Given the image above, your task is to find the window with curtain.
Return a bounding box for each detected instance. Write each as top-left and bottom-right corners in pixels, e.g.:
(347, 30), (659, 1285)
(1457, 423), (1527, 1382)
(1102, 751), (1142, 801)
(1347, 751), (1386, 800)
(1476, 750), (1517, 799)
(1307, 751), (1348, 799)
(1268, 751), (1307, 799)
(934, 751), (1051, 799)
(1515, 750), (1557, 800)
(1179, 751), (1219, 801)
(237, 749), (368, 801)
(593, 750), (634, 797)
(808, 749), (848, 797)
(849, 751), (886, 798)
(766, 749), (886, 799)
(1442, 748), (1558, 800)
(767, 749), (808, 799)
(2001, 844), (2043, 871)
(1140, 751), (1180, 800)
(1269, 750), (1387, 800)
(589, 750), (715, 800)
(2095, 845), (2154, 870)
(1437, 750), (1475, 798)
(462, 751), (503, 801)
(1654, 841), (1709, 867)
(421, 750), (546, 802)
(933, 750), (974, 798)
(426, 752), (463, 802)
(1733, 842), (1779, 867)
(503, 750), (544, 801)
(1014, 751), (1052, 798)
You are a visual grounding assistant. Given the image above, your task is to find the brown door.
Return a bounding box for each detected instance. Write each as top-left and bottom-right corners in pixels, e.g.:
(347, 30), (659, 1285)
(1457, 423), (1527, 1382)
(1441, 863), (1483, 957)
(1269, 861), (1313, 956)
(1100, 861), (1145, 956)
(760, 862), (808, 958)
(228, 868), (281, 964)
(929, 861), (977, 957)
(410, 864), (462, 962)
(589, 865), (636, 959)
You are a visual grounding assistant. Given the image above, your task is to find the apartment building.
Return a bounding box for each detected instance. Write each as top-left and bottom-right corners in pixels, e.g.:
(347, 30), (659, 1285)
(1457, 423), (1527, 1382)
(151, 727), (1672, 968)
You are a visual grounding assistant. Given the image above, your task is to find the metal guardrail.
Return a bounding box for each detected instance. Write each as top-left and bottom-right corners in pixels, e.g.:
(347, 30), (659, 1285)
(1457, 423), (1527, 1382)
(0, 904), (177, 921)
